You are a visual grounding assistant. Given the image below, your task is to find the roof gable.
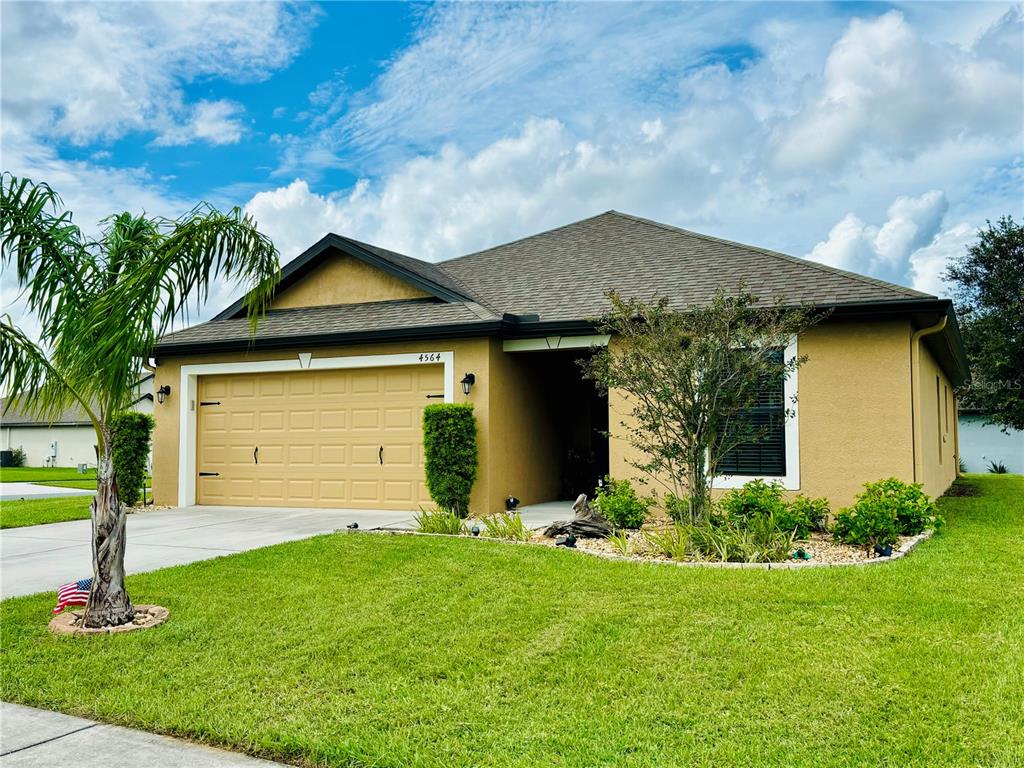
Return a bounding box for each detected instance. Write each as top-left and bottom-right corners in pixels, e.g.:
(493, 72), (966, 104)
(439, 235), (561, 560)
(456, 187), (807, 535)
(215, 234), (474, 321)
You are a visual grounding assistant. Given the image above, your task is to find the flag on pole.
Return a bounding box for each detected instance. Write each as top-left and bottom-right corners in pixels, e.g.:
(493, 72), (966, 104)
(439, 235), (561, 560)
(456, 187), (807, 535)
(53, 578), (92, 613)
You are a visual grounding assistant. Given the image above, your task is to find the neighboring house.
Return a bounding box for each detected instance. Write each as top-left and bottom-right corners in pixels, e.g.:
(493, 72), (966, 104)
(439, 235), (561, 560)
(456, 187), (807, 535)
(958, 412), (1024, 474)
(150, 211), (968, 513)
(1, 375), (154, 467)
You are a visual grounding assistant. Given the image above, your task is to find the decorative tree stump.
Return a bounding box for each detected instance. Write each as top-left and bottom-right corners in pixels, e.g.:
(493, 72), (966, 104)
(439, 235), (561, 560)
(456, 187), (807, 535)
(543, 494), (612, 538)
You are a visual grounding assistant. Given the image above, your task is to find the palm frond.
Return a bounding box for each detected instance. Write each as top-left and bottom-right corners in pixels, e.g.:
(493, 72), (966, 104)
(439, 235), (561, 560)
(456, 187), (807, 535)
(0, 316), (100, 432)
(0, 173), (92, 334)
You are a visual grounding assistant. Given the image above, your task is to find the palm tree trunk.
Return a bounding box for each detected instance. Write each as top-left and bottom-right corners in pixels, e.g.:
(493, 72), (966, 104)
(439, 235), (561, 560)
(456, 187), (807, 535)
(83, 429), (133, 628)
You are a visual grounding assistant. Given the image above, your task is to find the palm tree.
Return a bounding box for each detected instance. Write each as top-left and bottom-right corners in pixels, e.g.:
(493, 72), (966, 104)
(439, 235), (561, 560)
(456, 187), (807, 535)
(1, 173), (279, 627)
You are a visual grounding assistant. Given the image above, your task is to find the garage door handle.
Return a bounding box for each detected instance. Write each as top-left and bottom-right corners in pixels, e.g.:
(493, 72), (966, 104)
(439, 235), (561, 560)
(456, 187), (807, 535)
(199, 472), (219, 477)
(254, 446), (259, 465)
(379, 446), (384, 465)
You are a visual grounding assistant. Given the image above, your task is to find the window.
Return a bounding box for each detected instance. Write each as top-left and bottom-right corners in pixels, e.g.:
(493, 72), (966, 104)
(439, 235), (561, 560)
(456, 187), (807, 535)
(718, 350), (786, 477)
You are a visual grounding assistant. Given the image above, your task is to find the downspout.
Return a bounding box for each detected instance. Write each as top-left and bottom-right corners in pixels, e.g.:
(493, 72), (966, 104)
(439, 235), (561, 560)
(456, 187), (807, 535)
(910, 315), (948, 483)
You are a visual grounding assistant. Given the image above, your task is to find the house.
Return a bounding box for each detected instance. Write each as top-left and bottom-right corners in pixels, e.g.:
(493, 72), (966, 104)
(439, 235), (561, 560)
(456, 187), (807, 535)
(150, 212), (968, 513)
(1, 375), (154, 467)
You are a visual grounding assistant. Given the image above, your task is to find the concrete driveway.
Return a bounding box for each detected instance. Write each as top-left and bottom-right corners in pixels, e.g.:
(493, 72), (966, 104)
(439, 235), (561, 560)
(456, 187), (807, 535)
(0, 505), (419, 599)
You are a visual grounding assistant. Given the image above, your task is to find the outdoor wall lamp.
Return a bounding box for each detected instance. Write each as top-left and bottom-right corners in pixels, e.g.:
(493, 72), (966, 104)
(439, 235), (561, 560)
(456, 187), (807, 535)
(156, 385), (171, 404)
(460, 372), (476, 396)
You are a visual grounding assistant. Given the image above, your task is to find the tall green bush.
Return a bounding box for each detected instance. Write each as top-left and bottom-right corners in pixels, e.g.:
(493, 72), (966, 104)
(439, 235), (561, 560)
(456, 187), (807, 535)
(110, 412), (154, 507)
(594, 477), (652, 529)
(423, 403), (478, 517)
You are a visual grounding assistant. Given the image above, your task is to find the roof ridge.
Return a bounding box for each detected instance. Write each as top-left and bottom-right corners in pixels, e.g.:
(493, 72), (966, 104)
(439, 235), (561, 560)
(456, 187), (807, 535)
(605, 211), (934, 300)
(440, 210), (616, 266)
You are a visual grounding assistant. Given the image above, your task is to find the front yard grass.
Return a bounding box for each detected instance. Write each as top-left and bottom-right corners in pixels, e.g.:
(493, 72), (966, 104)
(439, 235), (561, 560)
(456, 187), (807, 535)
(1, 475), (1022, 767)
(0, 467), (97, 484)
(0, 496), (93, 528)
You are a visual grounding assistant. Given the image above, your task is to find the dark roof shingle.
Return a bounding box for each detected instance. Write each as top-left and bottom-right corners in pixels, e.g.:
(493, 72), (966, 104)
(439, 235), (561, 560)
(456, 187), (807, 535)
(438, 211), (932, 321)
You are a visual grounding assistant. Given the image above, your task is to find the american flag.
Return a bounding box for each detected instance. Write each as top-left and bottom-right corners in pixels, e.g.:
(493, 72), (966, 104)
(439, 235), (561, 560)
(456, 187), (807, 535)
(53, 578), (92, 614)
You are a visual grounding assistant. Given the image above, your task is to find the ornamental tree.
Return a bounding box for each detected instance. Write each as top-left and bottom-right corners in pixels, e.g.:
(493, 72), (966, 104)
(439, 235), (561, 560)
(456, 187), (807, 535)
(582, 289), (819, 524)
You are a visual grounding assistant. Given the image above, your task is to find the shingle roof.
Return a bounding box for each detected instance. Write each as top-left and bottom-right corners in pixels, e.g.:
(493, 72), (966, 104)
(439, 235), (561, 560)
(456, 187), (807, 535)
(157, 210), (939, 353)
(158, 299), (499, 350)
(1, 375), (153, 426)
(438, 211), (933, 320)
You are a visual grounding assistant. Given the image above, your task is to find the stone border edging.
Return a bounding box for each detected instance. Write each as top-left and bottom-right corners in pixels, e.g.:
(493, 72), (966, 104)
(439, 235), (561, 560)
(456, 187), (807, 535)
(48, 605), (170, 636)
(364, 527), (935, 570)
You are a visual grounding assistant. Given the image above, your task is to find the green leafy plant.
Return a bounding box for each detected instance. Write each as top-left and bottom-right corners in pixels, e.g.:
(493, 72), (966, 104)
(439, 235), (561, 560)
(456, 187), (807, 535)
(643, 524), (690, 560)
(605, 529), (634, 556)
(958, 456), (968, 473)
(423, 403), (478, 518)
(717, 479), (829, 539)
(414, 508), (467, 535)
(663, 492), (689, 524)
(778, 495), (829, 538)
(718, 479), (787, 526)
(8, 447), (26, 468)
(481, 513), (532, 542)
(109, 412), (154, 507)
(832, 477), (943, 551)
(987, 459), (1008, 474)
(593, 477), (652, 529)
(688, 518), (794, 563)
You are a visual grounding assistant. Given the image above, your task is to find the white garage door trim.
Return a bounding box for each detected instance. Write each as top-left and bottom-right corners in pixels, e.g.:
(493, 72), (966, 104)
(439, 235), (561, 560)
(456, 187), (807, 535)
(177, 351), (454, 506)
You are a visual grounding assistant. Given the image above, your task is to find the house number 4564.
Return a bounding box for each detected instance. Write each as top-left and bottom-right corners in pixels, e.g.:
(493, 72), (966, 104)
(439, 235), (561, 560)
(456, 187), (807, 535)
(418, 352), (441, 362)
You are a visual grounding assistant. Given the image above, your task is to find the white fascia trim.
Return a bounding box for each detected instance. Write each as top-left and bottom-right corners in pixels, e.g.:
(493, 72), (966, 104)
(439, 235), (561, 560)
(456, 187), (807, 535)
(503, 334), (610, 352)
(712, 335), (801, 491)
(176, 351), (454, 506)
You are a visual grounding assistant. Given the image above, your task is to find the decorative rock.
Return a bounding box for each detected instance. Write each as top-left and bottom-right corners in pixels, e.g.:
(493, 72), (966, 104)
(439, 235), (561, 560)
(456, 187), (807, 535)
(543, 494), (612, 539)
(49, 605), (169, 636)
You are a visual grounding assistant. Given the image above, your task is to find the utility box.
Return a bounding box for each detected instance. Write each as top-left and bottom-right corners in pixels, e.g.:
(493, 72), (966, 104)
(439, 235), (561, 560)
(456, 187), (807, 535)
(0, 450), (12, 468)
(78, 463), (89, 474)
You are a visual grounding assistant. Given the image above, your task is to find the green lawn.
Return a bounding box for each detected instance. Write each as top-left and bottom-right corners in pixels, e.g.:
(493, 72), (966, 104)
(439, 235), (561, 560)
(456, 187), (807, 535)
(0, 496), (93, 528)
(0, 466), (97, 484)
(1, 476), (1022, 767)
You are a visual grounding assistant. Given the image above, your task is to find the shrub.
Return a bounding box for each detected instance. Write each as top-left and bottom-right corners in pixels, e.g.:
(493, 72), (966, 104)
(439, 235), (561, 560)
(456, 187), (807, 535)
(8, 447), (26, 468)
(423, 404), (478, 518)
(481, 513), (531, 542)
(593, 477), (652, 529)
(110, 412), (154, 507)
(414, 508), (467, 535)
(663, 492), (689, 524)
(689, 517), (794, 563)
(778, 495), (830, 539)
(832, 477), (943, 551)
(987, 459), (1008, 474)
(718, 479), (787, 527)
(718, 480), (829, 539)
(643, 524), (689, 560)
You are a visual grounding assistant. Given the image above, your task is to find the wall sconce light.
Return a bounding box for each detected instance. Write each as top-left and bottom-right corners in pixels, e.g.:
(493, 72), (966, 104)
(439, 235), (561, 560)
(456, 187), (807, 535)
(157, 385), (171, 404)
(460, 372), (476, 396)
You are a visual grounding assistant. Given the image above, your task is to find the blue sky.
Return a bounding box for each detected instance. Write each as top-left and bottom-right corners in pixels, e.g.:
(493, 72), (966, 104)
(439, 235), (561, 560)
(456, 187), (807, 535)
(2, 1), (1022, 325)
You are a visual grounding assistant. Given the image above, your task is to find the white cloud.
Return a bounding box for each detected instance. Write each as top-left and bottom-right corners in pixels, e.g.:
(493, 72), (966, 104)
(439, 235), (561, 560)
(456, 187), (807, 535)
(774, 9), (1022, 171)
(805, 190), (965, 294)
(0, 2), (316, 146)
(153, 100), (247, 147)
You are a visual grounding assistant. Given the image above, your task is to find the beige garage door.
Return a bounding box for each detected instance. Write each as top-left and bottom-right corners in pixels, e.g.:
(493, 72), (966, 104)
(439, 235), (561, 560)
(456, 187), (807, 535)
(196, 365), (444, 508)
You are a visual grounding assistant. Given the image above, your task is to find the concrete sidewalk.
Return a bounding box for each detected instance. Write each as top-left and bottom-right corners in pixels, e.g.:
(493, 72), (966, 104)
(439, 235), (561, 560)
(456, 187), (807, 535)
(0, 482), (95, 501)
(0, 702), (286, 767)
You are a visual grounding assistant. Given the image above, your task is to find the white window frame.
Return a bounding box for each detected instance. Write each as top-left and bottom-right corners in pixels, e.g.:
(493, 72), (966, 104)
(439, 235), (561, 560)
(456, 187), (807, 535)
(712, 335), (800, 491)
(176, 351), (454, 506)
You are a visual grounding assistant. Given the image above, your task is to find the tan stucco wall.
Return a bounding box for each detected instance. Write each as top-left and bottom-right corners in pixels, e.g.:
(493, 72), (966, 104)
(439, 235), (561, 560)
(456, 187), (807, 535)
(609, 320), (954, 511)
(153, 337), (563, 515)
(270, 253), (431, 310)
(917, 341), (958, 498)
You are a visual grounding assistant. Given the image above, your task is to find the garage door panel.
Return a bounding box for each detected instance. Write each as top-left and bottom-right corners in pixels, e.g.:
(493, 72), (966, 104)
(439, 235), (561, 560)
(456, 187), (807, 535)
(197, 364), (440, 509)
